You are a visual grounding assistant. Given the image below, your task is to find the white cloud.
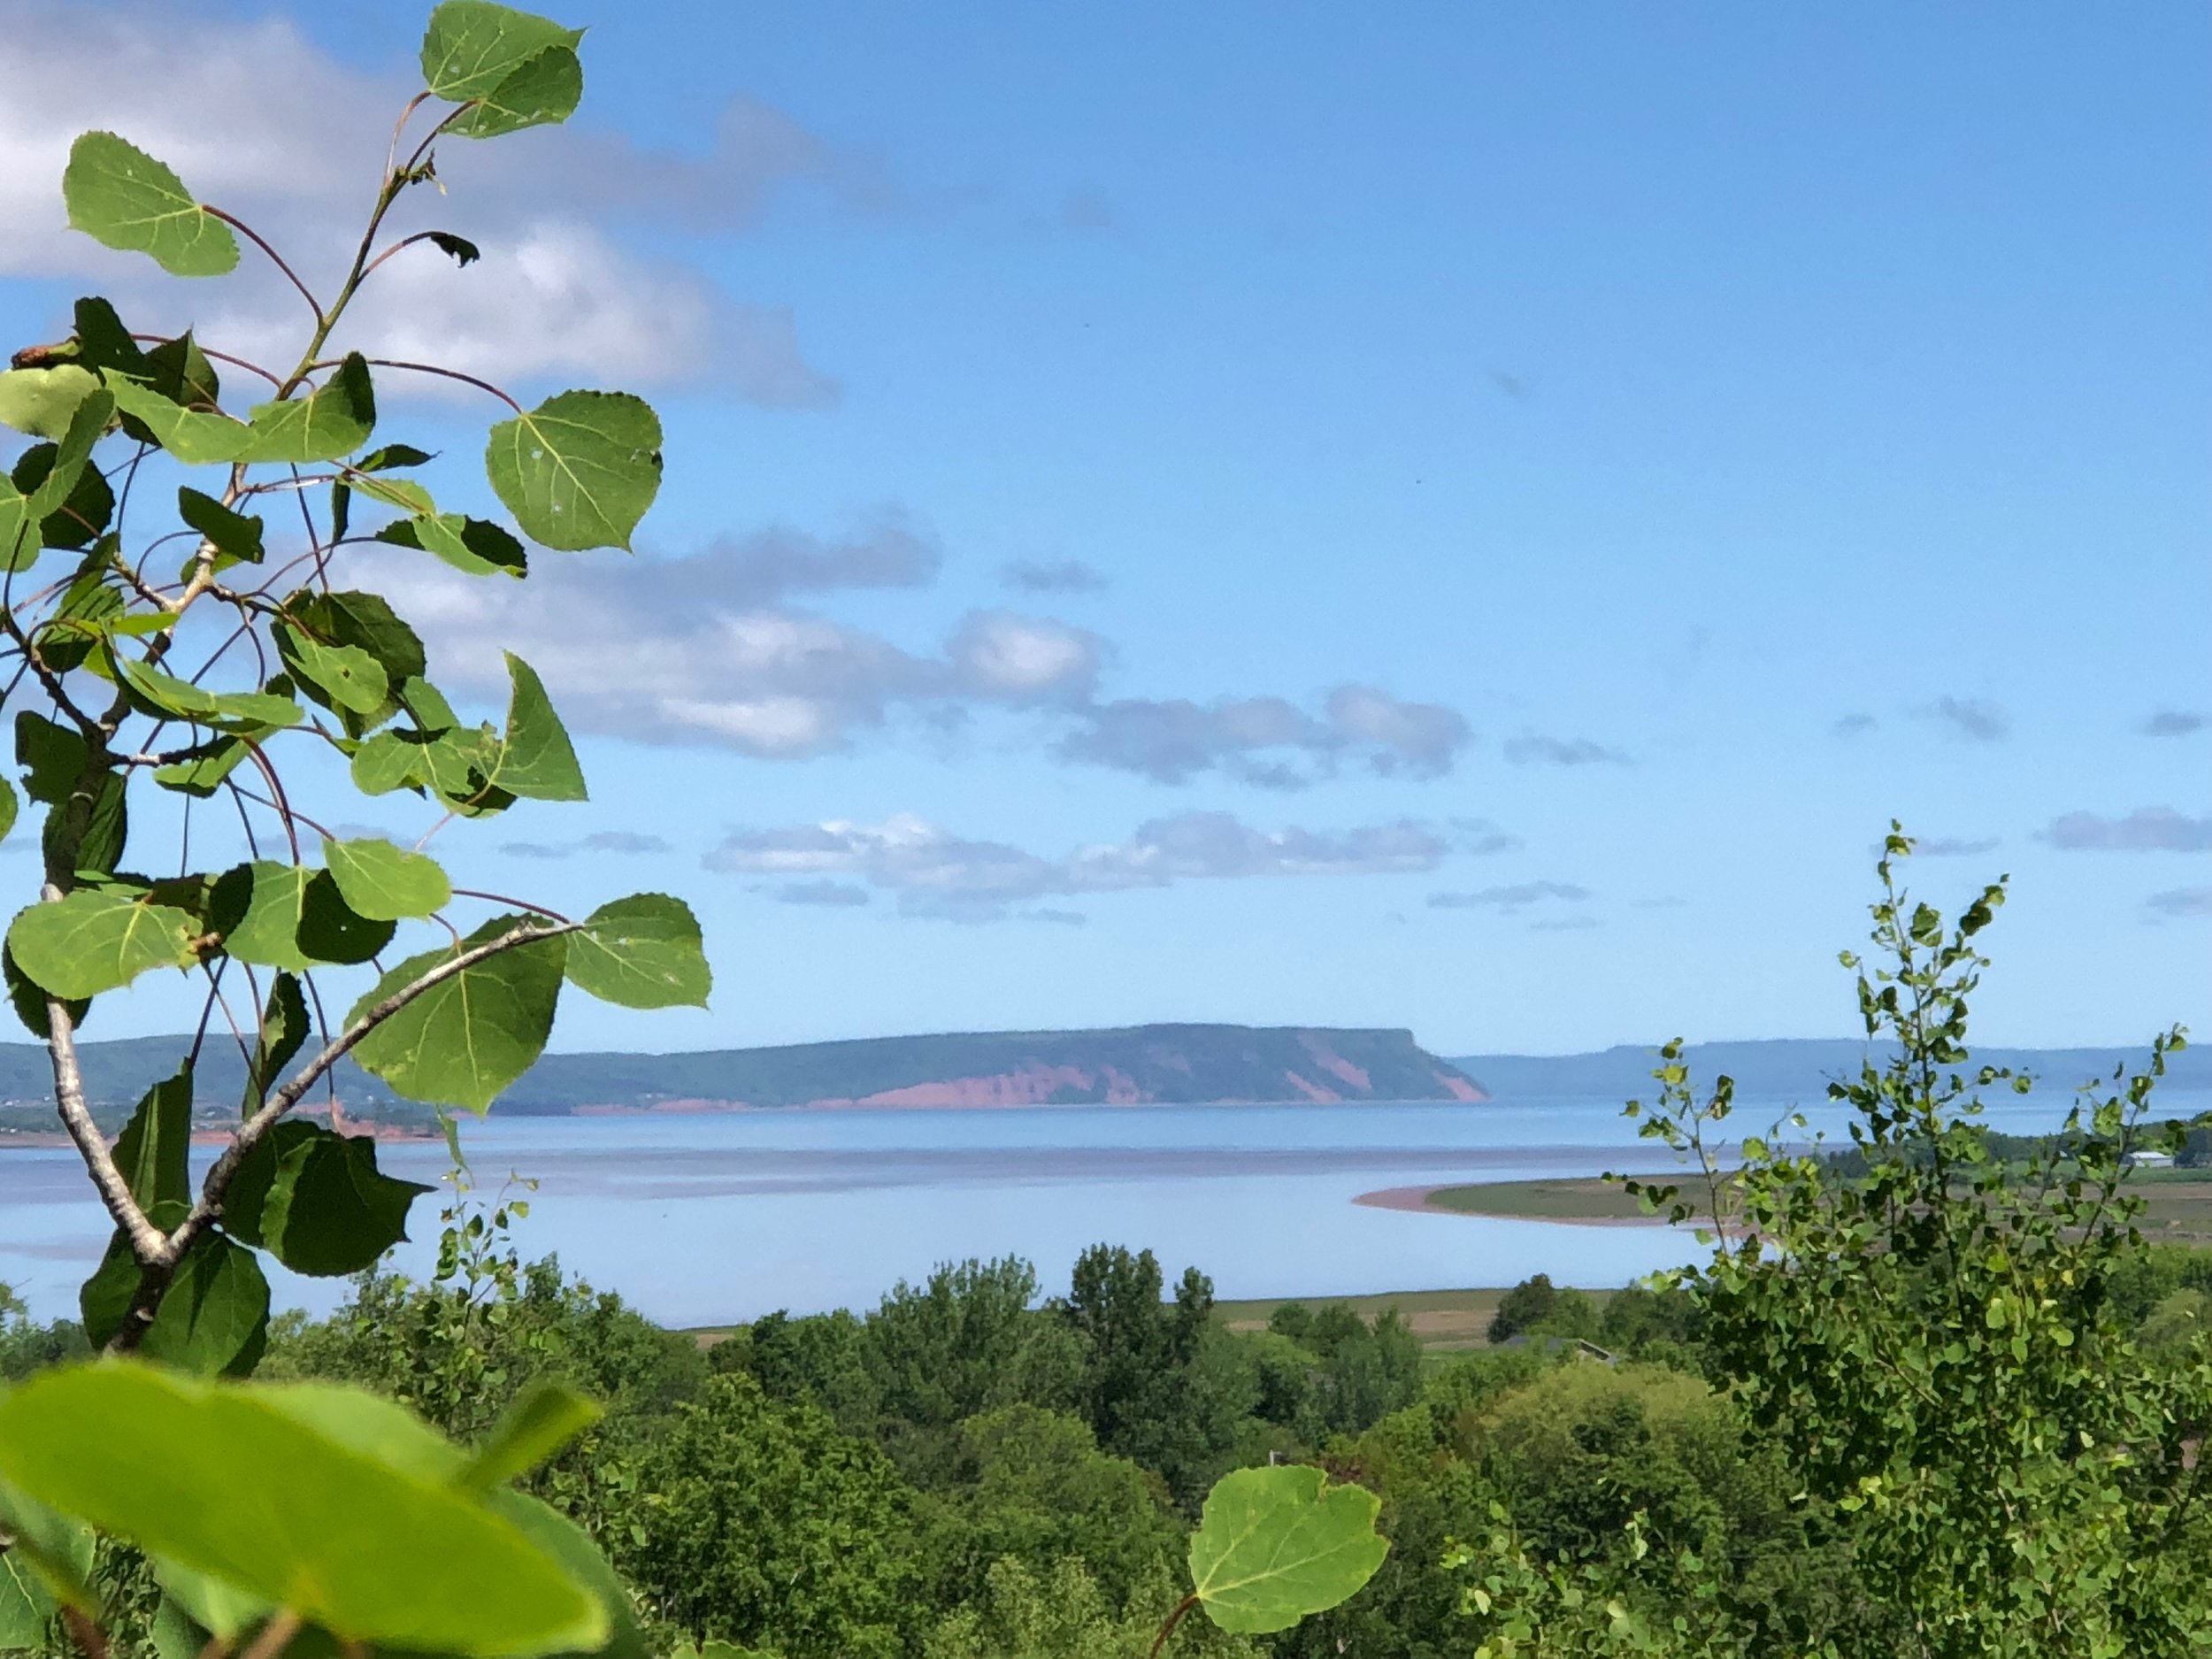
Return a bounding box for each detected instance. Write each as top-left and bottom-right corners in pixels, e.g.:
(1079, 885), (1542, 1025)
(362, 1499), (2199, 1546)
(1057, 687), (1470, 787)
(0, 2), (842, 401)
(2039, 809), (2212, 853)
(706, 810), (1452, 923)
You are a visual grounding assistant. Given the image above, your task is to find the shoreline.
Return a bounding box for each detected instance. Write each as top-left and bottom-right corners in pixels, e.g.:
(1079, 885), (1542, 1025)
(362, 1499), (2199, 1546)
(1354, 1182), (1675, 1227)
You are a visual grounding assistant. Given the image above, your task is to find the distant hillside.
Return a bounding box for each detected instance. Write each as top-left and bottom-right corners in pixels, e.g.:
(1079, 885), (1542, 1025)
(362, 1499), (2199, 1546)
(0, 1025), (1483, 1124)
(1450, 1039), (2212, 1103)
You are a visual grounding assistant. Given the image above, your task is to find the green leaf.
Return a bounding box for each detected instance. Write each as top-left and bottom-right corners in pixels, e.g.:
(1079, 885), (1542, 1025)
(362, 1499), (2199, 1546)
(21, 388), (116, 524)
(485, 390), (661, 551)
(288, 589), (428, 693)
(224, 1121), (433, 1277)
(42, 767), (128, 879)
(140, 1233), (271, 1377)
(103, 373), (250, 464)
(348, 914), (568, 1113)
(452, 44), (582, 138)
(237, 353), (376, 464)
(1187, 1464), (1388, 1634)
(146, 332), (222, 410)
(152, 734), (266, 798)
(324, 836), (450, 921)
(6, 887), (198, 998)
(0, 1365), (607, 1655)
(178, 488), (264, 565)
(0, 365), (102, 439)
(151, 1560), (267, 1644)
(349, 731), (434, 795)
(112, 1065), (194, 1211)
(0, 1482), (96, 1625)
(62, 133), (240, 277)
(565, 894), (709, 1010)
(461, 1382), (601, 1492)
(422, 3), (584, 100)
(114, 657), (302, 734)
(15, 712), (88, 804)
(0, 776), (15, 845)
(12, 442), (116, 551)
(426, 232), (481, 266)
(489, 1492), (650, 1659)
(277, 625), (389, 717)
(222, 863), (395, 970)
(69, 297), (152, 378)
(359, 442), (437, 472)
(493, 654), (586, 800)
(4, 941), (86, 1040)
(242, 972), (310, 1117)
(380, 511), (529, 577)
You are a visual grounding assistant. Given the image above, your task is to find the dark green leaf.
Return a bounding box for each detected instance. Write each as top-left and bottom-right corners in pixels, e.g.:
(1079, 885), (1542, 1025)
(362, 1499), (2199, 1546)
(42, 766), (127, 878)
(0, 776), (15, 844)
(4, 941), (86, 1039)
(12, 442), (116, 551)
(0, 1365), (606, 1655)
(140, 1233), (270, 1378)
(62, 133), (240, 277)
(451, 44), (582, 138)
(224, 1121), (432, 1277)
(71, 297), (153, 379)
(565, 893), (708, 1009)
(146, 332), (221, 409)
(426, 232), (481, 265)
(485, 390), (661, 551)
(177, 488), (264, 565)
(324, 836), (450, 920)
(380, 512), (529, 577)
(222, 863), (395, 970)
(421, 2), (583, 100)
(112, 1065), (194, 1211)
(349, 914), (567, 1112)
(16, 711), (88, 804)
(288, 589), (428, 690)
(237, 353), (375, 464)
(5, 887), (197, 998)
(358, 443), (436, 472)
(242, 972), (309, 1118)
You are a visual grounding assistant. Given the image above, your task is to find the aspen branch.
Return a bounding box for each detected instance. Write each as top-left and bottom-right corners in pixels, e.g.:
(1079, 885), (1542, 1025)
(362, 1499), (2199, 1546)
(119, 919), (580, 1317)
(45, 984), (169, 1265)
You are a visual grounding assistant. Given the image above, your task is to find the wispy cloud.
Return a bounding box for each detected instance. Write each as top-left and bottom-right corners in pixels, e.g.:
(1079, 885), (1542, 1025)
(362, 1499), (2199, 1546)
(500, 831), (673, 859)
(2140, 710), (2208, 739)
(773, 879), (871, 908)
(707, 810), (1453, 923)
(1914, 835), (2001, 858)
(1916, 696), (2010, 743)
(2147, 887), (2212, 918)
(1001, 559), (1108, 595)
(1832, 713), (1878, 738)
(1056, 687), (1470, 787)
(1428, 880), (1590, 913)
(1502, 734), (1631, 767)
(2039, 809), (2212, 853)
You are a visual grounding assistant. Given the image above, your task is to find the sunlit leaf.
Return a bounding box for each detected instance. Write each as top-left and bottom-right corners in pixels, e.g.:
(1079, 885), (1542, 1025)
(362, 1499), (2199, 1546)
(461, 1382), (601, 1492)
(0, 365), (102, 440)
(5, 887), (198, 998)
(0, 1365), (606, 1655)
(1187, 1464), (1388, 1634)
(565, 894), (708, 1010)
(104, 373), (250, 464)
(324, 835), (450, 920)
(349, 914), (567, 1112)
(63, 133), (240, 277)
(492, 654), (585, 801)
(421, 3), (583, 101)
(451, 45), (582, 138)
(485, 390), (661, 551)
(278, 625), (389, 717)
(113, 657), (302, 734)
(237, 353), (375, 464)
(222, 862), (395, 970)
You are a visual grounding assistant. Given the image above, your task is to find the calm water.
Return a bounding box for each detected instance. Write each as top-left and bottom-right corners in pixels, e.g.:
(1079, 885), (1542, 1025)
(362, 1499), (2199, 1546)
(4, 1089), (2203, 1326)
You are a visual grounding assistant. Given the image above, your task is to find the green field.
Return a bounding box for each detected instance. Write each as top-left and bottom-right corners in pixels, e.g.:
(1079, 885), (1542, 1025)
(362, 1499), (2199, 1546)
(1421, 1177), (1662, 1223)
(1214, 1285), (1619, 1357)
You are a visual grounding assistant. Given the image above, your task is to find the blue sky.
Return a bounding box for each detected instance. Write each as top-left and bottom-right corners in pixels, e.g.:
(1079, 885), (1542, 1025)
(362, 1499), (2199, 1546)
(3, 2), (2207, 1054)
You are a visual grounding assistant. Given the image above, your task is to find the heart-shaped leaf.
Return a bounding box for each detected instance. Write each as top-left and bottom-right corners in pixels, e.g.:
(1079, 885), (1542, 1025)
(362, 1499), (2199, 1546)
(492, 654), (584, 801)
(565, 894), (709, 1010)
(323, 836), (450, 920)
(348, 915), (566, 1113)
(6, 887), (198, 999)
(63, 133), (240, 277)
(237, 354), (376, 464)
(485, 390), (661, 551)
(222, 863), (395, 970)
(1187, 1465), (1388, 1634)
(223, 1121), (433, 1277)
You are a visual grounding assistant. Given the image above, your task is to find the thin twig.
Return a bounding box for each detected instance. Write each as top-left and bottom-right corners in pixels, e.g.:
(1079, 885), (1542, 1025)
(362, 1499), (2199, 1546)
(205, 207), (323, 321)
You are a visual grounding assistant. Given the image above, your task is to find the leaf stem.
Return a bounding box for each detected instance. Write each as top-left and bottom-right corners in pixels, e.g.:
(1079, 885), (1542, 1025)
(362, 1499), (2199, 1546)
(204, 208), (324, 322)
